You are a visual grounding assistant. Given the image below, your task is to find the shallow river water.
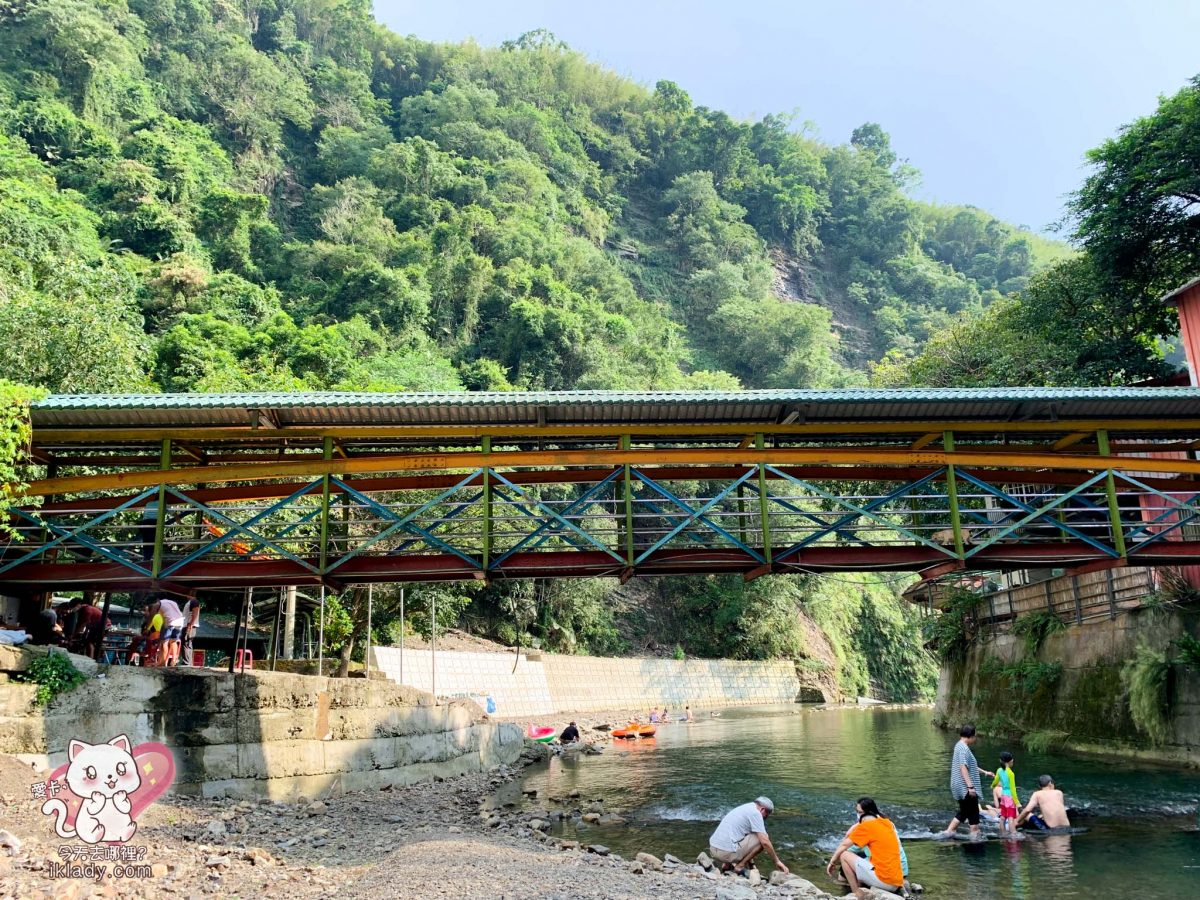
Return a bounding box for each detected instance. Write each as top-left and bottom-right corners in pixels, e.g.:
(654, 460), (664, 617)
(494, 706), (1200, 898)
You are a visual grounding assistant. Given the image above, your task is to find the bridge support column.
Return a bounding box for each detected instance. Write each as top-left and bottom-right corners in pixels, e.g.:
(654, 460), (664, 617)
(318, 437), (333, 574)
(151, 439), (171, 579)
(282, 585), (296, 658)
(1097, 430), (1128, 558)
(756, 434), (772, 565)
(620, 435), (635, 569)
(943, 432), (965, 560)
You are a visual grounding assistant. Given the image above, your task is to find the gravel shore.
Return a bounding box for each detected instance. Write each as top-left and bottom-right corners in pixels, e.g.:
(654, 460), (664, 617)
(0, 735), (894, 900)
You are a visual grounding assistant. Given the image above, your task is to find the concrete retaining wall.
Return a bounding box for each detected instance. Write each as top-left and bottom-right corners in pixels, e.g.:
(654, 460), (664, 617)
(936, 609), (1200, 766)
(370, 646), (803, 717)
(0, 645), (523, 799)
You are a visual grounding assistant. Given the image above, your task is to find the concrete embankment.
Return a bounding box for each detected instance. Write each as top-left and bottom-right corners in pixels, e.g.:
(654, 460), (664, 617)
(369, 645), (826, 716)
(0, 644), (523, 799)
(936, 608), (1200, 766)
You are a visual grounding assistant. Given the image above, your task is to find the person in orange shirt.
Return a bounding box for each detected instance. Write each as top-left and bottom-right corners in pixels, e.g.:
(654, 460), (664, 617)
(825, 797), (904, 898)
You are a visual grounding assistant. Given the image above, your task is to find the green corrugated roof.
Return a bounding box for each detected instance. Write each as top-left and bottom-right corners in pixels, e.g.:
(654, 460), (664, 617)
(31, 386), (1200, 411)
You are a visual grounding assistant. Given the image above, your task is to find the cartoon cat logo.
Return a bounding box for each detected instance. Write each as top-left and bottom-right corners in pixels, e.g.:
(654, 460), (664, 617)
(39, 735), (174, 845)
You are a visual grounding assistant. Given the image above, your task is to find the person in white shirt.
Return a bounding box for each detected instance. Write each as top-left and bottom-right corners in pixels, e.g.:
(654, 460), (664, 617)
(707, 797), (789, 875)
(151, 597), (187, 667)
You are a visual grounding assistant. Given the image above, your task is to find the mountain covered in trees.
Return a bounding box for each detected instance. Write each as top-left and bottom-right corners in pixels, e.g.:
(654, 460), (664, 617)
(0, 2), (1065, 394)
(5, 1), (1196, 698)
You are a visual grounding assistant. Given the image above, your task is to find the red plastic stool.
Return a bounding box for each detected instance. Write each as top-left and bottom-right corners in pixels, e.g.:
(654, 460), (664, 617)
(235, 648), (254, 670)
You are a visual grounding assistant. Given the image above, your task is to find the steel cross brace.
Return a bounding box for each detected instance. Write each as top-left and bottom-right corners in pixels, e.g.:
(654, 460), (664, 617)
(741, 484), (868, 546)
(386, 491), (484, 557)
(0, 488), (160, 576)
(952, 470), (1118, 557)
(631, 468), (764, 565)
(768, 467), (955, 562)
(161, 482), (324, 576)
(488, 469), (625, 568)
(1112, 471), (1200, 553)
(326, 474), (483, 571)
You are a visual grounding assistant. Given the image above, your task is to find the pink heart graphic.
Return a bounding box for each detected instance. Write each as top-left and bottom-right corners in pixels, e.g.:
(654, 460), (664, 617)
(44, 741), (176, 841)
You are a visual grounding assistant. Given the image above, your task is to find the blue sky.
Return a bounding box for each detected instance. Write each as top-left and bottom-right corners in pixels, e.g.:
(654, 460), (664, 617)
(375, 0), (1200, 234)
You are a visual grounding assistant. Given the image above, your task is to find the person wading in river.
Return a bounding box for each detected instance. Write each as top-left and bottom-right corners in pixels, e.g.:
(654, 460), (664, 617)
(1016, 775), (1071, 830)
(938, 724), (994, 840)
(707, 796), (789, 876)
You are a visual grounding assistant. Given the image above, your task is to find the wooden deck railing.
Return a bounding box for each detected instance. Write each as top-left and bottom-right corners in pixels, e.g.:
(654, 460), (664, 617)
(977, 566), (1155, 632)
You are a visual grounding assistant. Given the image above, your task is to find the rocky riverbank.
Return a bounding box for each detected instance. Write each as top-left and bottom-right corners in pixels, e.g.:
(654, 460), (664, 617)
(0, 742), (895, 899)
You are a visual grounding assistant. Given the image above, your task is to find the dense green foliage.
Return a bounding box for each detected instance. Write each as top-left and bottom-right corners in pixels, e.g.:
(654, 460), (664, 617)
(15, 651), (88, 706)
(981, 656), (1063, 695)
(1011, 610), (1067, 657)
(0, 2), (1058, 396)
(0, 380), (42, 536)
(924, 589), (984, 664)
(1121, 642), (1173, 745)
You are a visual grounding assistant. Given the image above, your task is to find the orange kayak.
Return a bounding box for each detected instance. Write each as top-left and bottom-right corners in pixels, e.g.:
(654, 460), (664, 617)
(612, 723), (656, 739)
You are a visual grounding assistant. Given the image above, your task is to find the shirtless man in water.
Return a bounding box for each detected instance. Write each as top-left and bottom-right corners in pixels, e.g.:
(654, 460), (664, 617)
(1016, 775), (1071, 830)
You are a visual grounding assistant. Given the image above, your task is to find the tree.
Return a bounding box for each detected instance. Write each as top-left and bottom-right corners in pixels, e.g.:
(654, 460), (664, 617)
(1071, 75), (1200, 326)
(0, 380), (44, 538)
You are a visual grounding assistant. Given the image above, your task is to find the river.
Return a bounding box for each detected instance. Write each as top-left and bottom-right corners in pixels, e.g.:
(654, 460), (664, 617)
(492, 705), (1200, 898)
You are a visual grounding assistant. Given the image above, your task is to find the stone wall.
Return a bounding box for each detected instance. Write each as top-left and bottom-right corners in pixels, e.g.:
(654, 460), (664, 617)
(370, 646), (806, 717)
(0, 644), (524, 799)
(935, 609), (1200, 766)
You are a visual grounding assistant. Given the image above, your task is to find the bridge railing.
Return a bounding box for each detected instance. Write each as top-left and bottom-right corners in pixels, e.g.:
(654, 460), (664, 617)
(3, 460), (1199, 585)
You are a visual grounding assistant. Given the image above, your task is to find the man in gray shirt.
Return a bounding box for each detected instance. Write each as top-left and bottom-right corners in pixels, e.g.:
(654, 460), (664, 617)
(708, 797), (790, 875)
(939, 724), (994, 840)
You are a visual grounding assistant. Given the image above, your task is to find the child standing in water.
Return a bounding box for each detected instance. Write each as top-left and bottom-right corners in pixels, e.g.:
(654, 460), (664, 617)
(991, 752), (1020, 836)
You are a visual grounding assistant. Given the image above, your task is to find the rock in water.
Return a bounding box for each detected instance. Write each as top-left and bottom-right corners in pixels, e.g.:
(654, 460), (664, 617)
(587, 845), (610, 856)
(635, 852), (663, 871)
(596, 813), (626, 825)
(581, 813), (601, 823)
(529, 819), (547, 831)
(697, 851), (714, 871)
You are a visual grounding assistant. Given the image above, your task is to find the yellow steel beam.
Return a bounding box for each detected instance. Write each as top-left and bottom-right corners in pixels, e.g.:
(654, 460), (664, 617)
(22, 446), (1200, 497)
(29, 417), (1200, 445)
(1051, 432), (1091, 451)
(910, 433), (940, 451)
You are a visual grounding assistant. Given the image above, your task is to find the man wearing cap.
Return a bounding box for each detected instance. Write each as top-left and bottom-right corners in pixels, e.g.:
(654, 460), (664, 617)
(708, 796), (790, 875)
